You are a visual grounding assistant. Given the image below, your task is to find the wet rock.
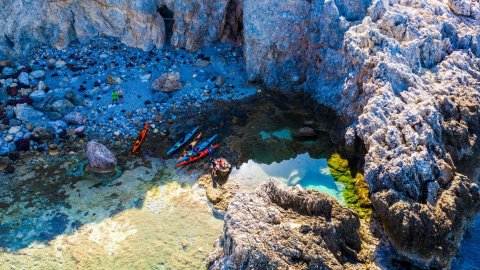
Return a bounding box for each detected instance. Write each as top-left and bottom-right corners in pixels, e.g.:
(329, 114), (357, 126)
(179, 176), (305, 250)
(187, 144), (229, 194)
(64, 112), (86, 125)
(51, 99), (74, 115)
(208, 180), (361, 269)
(294, 127), (317, 139)
(14, 104), (44, 123)
(152, 72), (182, 92)
(86, 141), (117, 174)
(198, 174), (238, 212)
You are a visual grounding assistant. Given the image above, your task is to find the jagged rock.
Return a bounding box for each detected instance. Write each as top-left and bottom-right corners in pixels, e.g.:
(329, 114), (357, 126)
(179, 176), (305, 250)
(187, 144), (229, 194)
(86, 141), (117, 174)
(64, 112), (86, 125)
(14, 104), (44, 123)
(152, 72), (182, 92)
(208, 180), (362, 269)
(198, 173), (238, 212)
(448, 0), (473, 17)
(168, 0), (230, 51)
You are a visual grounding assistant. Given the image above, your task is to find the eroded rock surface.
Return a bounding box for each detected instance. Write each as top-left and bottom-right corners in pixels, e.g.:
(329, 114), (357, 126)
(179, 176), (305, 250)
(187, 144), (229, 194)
(208, 180), (363, 270)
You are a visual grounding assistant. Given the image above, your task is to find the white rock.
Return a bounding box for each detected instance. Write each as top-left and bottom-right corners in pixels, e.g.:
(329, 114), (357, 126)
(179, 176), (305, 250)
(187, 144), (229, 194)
(4, 135), (14, 142)
(8, 126), (21, 134)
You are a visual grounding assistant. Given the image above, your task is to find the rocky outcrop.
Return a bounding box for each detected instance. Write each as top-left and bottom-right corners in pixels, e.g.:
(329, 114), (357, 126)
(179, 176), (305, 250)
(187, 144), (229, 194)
(208, 180), (363, 269)
(0, 0), (234, 58)
(86, 141), (117, 174)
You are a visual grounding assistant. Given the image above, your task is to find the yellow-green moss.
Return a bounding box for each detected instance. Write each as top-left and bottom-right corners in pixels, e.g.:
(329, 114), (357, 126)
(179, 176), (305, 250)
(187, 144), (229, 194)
(327, 153), (372, 220)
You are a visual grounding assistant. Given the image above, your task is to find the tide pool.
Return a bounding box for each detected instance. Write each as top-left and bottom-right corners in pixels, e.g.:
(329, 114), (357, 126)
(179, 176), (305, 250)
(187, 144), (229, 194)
(229, 153), (346, 204)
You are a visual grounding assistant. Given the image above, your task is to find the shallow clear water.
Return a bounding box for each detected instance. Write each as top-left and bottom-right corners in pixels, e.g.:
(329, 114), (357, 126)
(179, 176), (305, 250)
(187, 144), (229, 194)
(229, 153), (346, 204)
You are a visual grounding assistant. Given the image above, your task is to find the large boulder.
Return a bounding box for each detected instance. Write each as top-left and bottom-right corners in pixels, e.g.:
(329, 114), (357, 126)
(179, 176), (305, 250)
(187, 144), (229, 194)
(86, 141), (117, 174)
(151, 72), (182, 92)
(64, 112), (86, 125)
(208, 180), (362, 269)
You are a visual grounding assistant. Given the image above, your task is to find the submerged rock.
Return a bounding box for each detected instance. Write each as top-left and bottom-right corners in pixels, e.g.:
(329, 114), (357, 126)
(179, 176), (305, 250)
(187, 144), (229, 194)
(86, 141), (117, 174)
(208, 180), (362, 269)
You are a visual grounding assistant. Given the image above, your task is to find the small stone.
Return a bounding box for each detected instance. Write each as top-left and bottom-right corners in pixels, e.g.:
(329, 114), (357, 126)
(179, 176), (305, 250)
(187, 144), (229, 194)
(215, 75), (225, 87)
(31, 70), (46, 79)
(55, 60), (66, 68)
(4, 134), (14, 142)
(2, 67), (15, 76)
(195, 59), (210, 67)
(18, 72), (30, 85)
(8, 126), (21, 134)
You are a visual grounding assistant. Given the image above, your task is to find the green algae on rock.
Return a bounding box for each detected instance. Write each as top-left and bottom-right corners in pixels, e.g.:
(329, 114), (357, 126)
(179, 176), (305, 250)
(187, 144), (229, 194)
(327, 153), (372, 220)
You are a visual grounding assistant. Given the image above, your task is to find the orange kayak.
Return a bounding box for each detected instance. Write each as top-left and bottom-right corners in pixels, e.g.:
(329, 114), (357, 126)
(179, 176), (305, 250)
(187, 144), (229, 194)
(132, 121), (149, 153)
(178, 132), (202, 160)
(176, 144), (219, 167)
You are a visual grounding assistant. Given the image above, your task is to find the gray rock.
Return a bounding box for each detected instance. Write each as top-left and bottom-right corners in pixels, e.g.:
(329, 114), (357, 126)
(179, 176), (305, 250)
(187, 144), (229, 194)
(2, 67), (15, 76)
(64, 112), (86, 125)
(86, 141), (117, 174)
(208, 180), (361, 269)
(30, 70), (46, 79)
(14, 104), (44, 123)
(17, 72), (29, 85)
(51, 99), (74, 115)
(31, 125), (56, 141)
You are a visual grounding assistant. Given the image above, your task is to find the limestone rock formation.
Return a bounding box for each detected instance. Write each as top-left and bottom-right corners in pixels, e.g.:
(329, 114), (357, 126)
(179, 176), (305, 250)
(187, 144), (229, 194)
(0, 0), (234, 58)
(86, 141), (117, 174)
(198, 174), (238, 212)
(208, 180), (363, 269)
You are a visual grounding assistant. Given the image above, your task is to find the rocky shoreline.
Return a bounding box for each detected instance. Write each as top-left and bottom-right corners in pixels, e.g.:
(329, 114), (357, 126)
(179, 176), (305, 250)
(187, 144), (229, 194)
(1, 0), (480, 269)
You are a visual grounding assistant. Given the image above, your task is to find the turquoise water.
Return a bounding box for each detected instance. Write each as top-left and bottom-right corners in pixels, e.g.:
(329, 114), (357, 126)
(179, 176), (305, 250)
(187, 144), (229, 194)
(259, 128), (293, 141)
(453, 215), (480, 269)
(229, 153), (346, 204)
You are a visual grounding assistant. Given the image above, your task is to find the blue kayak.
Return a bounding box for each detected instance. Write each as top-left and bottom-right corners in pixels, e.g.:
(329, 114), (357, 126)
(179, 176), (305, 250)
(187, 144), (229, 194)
(177, 134), (217, 163)
(166, 127), (199, 155)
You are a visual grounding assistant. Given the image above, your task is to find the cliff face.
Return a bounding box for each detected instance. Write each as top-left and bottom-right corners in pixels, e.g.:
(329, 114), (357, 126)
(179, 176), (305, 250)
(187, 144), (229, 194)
(2, 0), (480, 268)
(0, 0), (231, 58)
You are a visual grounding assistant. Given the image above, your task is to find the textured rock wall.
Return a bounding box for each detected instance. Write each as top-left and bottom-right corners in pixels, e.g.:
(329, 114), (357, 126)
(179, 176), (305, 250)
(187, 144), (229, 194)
(0, 0), (232, 58)
(208, 180), (363, 270)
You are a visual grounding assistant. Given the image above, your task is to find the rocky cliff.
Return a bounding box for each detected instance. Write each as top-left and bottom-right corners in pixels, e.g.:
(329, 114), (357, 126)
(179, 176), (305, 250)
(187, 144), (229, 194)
(2, 0), (480, 268)
(0, 0), (232, 58)
(208, 180), (363, 270)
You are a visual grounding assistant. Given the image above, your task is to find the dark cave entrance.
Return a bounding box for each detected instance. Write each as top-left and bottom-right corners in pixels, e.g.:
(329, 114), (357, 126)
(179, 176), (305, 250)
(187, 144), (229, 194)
(159, 6), (174, 44)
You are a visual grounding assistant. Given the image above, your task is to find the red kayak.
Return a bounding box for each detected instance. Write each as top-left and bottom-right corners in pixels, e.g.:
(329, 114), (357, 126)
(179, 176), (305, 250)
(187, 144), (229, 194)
(176, 144), (219, 167)
(132, 121), (149, 153)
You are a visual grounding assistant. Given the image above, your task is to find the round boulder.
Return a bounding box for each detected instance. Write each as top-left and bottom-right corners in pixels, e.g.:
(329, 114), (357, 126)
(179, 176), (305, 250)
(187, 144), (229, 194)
(86, 141), (117, 174)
